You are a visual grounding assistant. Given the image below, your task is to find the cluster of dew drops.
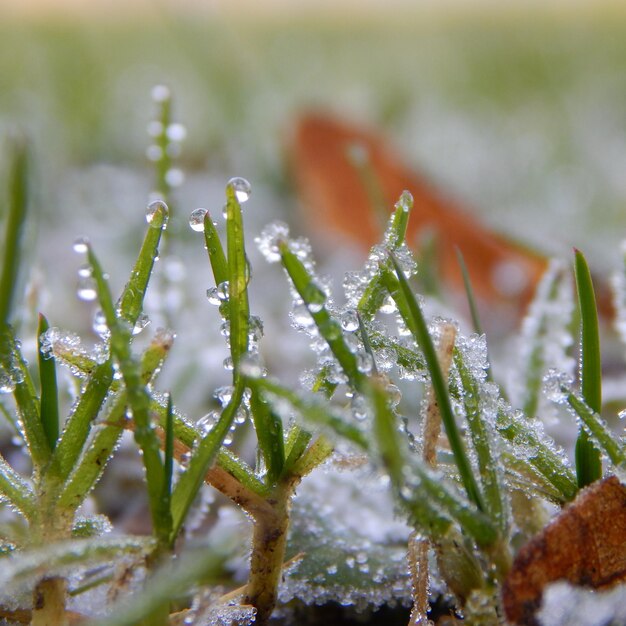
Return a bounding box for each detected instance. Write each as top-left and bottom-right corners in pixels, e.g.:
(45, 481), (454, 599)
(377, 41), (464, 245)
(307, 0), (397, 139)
(188, 177), (260, 447)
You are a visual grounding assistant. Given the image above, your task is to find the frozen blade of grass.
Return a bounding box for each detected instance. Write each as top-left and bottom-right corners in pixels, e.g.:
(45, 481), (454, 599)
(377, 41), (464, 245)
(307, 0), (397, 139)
(94, 548), (225, 626)
(170, 379), (245, 539)
(279, 242), (364, 391)
(566, 392), (626, 468)
(0, 535), (155, 588)
(455, 349), (507, 533)
(573, 248), (603, 487)
(411, 463), (498, 548)
(225, 183), (249, 372)
(252, 378), (369, 450)
(37, 314), (59, 451)
(357, 191), (412, 321)
(0, 452), (35, 518)
(495, 407), (578, 502)
(249, 386), (284, 485)
(367, 330), (426, 375)
(160, 394), (174, 547)
(118, 200), (168, 326)
(87, 245), (167, 540)
(203, 211), (228, 286)
(385, 254), (485, 513)
(0, 135), (28, 329)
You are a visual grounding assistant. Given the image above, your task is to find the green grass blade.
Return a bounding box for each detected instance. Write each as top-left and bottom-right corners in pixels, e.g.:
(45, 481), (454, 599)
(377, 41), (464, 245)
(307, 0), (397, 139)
(0, 452), (35, 518)
(160, 394), (174, 547)
(249, 386), (284, 484)
(566, 392), (626, 468)
(225, 182), (249, 372)
(455, 247), (484, 338)
(203, 211), (228, 287)
(37, 314), (59, 451)
(87, 244), (167, 540)
(48, 362), (114, 482)
(289, 435), (333, 478)
(0, 136), (28, 329)
(385, 254), (485, 512)
(279, 241), (364, 391)
(118, 200), (168, 326)
(282, 424), (312, 476)
(2, 329), (49, 468)
(573, 248), (603, 487)
(252, 378), (370, 450)
(170, 378), (245, 539)
(454, 348), (506, 532)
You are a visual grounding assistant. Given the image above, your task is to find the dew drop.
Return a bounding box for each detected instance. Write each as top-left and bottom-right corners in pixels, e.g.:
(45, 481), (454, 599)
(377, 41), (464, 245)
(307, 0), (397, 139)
(255, 221), (290, 263)
(227, 176), (252, 203)
(145, 199), (169, 229)
(395, 189), (414, 212)
(223, 356), (234, 371)
(189, 208), (208, 232)
(380, 295), (397, 314)
(145, 145), (162, 162)
(151, 84), (170, 103)
(77, 264), (92, 278)
(197, 411), (219, 436)
(147, 120), (163, 137)
(132, 313), (151, 335)
(340, 309), (359, 332)
(165, 168), (184, 188)
(73, 237), (90, 254)
(216, 281), (230, 301)
(166, 123), (187, 142)
(77, 278), (97, 301)
(92, 310), (108, 335)
(206, 287), (221, 305)
(239, 355), (264, 379)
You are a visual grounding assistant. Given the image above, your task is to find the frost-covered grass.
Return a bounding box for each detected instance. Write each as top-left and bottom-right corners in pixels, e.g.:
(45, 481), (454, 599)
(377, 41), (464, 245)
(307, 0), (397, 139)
(2, 84), (626, 625)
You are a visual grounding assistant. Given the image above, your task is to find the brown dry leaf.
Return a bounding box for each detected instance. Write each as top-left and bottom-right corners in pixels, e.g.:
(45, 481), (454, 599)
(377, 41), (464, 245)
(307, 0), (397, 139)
(289, 112), (548, 323)
(502, 476), (626, 625)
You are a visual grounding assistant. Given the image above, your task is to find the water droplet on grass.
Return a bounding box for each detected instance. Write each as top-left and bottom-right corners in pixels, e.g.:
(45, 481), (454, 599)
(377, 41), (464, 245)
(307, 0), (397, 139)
(132, 314), (150, 335)
(145, 145), (162, 161)
(77, 264), (92, 278)
(165, 168), (184, 187)
(189, 208), (208, 232)
(73, 237), (89, 254)
(341, 309), (359, 332)
(216, 281), (229, 301)
(151, 84), (170, 102)
(145, 199), (169, 229)
(227, 176), (252, 202)
(256, 221), (290, 263)
(206, 287), (220, 305)
(77, 278), (97, 301)
(166, 123), (187, 142)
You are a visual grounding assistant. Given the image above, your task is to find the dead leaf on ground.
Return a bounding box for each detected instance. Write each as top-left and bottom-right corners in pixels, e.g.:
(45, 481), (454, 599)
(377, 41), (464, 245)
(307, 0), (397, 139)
(502, 476), (626, 625)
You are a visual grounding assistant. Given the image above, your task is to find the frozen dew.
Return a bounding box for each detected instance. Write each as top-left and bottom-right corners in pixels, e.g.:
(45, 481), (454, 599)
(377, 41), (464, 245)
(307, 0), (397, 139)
(166, 122), (187, 142)
(227, 176), (252, 203)
(189, 208), (208, 232)
(206, 287), (221, 306)
(215, 386), (233, 407)
(351, 394), (369, 421)
(248, 315), (264, 342)
(151, 84), (170, 103)
(255, 221), (290, 263)
(223, 356), (234, 371)
(394, 189), (413, 213)
(0, 366), (16, 394)
(77, 277), (97, 302)
(291, 304), (315, 330)
(543, 368), (574, 404)
(219, 321), (230, 338)
(344, 332), (361, 353)
(356, 352), (374, 375)
(145, 199), (169, 230)
(72, 236), (90, 254)
(379, 295), (397, 314)
(340, 309), (359, 332)
(165, 168), (184, 188)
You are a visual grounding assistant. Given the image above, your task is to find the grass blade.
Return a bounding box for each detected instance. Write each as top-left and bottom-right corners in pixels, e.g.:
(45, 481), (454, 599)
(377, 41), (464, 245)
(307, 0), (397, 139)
(0, 135), (28, 329)
(87, 244), (167, 540)
(203, 211), (228, 286)
(566, 392), (626, 468)
(160, 394), (174, 547)
(385, 254), (485, 512)
(37, 314), (59, 451)
(573, 248), (602, 487)
(249, 386), (284, 484)
(0, 452), (35, 518)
